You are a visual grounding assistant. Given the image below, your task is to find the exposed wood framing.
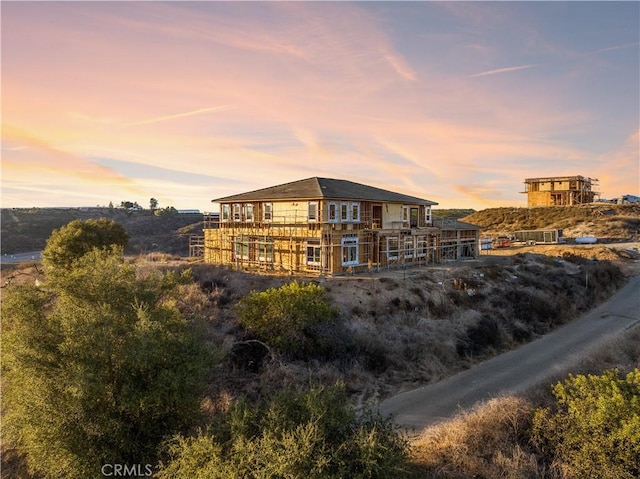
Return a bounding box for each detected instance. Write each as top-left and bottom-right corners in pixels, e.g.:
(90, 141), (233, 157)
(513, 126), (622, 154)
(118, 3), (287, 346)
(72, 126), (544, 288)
(202, 210), (479, 276)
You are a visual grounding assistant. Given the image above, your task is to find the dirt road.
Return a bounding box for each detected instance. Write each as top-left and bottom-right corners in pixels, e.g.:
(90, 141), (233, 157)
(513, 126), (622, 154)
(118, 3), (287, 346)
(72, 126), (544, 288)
(379, 274), (640, 432)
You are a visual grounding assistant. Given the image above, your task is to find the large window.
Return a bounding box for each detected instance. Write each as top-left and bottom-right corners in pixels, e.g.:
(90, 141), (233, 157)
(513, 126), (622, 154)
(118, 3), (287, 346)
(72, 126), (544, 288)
(308, 202), (318, 222)
(387, 237), (399, 260)
(327, 201), (361, 223)
(306, 242), (322, 266)
(341, 237), (358, 266)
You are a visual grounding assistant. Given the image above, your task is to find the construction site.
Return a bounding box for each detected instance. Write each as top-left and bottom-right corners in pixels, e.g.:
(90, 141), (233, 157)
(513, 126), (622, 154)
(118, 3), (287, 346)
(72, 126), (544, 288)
(194, 210), (479, 276)
(187, 177), (480, 276)
(522, 175), (599, 207)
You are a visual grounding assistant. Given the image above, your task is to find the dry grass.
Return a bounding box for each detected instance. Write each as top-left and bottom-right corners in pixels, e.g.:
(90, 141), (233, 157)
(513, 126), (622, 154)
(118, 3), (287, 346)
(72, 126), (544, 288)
(408, 324), (640, 479)
(410, 396), (542, 479)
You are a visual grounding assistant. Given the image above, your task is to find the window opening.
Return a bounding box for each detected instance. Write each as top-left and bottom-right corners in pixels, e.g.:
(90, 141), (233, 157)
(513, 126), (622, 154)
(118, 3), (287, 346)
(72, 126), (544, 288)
(263, 203), (273, 222)
(221, 204), (230, 222)
(387, 237), (399, 260)
(306, 242), (322, 266)
(308, 202), (318, 222)
(342, 237), (358, 266)
(404, 237), (415, 258)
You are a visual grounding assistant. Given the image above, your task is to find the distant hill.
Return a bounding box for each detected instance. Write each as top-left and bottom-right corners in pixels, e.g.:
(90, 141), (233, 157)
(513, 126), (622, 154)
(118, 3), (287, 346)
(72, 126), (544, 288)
(432, 209), (476, 220)
(462, 204), (640, 240)
(1, 208), (204, 256)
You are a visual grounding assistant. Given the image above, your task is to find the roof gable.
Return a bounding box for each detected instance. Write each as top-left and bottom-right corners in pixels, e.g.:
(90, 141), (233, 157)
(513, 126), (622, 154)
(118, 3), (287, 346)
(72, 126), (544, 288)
(213, 177), (438, 205)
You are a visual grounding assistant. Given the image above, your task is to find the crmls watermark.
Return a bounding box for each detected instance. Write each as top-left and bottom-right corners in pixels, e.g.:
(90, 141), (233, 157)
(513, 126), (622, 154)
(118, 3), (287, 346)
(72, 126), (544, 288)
(101, 464), (153, 477)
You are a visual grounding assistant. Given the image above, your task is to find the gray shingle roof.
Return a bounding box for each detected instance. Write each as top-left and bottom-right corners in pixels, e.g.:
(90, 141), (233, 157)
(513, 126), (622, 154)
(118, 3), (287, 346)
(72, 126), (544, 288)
(439, 219), (481, 230)
(212, 177), (438, 205)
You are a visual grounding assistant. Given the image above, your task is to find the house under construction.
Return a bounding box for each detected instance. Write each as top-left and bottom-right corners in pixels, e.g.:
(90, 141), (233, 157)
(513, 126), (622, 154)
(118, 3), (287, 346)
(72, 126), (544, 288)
(522, 175), (599, 207)
(201, 177), (480, 276)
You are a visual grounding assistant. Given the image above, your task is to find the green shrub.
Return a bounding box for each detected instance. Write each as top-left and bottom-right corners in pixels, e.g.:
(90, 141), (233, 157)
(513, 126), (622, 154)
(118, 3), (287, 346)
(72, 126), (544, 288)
(532, 369), (640, 478)
(41, 218), (129, 274)
(156, 384), (410, 479)
(234, 281), (340, 358)
(1, 248), (211, 479)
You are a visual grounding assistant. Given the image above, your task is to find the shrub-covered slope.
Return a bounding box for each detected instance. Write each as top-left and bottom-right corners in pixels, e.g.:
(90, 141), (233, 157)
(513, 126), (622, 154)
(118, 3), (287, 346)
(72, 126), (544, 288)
(462, 204), (640, 240)
(1, 208), (203, 255)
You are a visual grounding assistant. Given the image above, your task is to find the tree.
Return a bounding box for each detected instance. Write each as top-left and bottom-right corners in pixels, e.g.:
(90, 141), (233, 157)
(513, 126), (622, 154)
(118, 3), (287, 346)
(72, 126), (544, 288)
(41, 218), (129, 274)
(154, 206), (178, 216)
(1, 248), (211, 479)
(150, 197), (159, 210)
(532, 369), (640, 478)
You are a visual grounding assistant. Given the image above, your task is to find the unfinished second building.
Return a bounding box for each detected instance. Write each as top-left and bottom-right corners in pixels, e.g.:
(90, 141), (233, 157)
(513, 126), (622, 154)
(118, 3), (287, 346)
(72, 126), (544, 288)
(203, 177), (479, 276)
(522, 175), (599, 207)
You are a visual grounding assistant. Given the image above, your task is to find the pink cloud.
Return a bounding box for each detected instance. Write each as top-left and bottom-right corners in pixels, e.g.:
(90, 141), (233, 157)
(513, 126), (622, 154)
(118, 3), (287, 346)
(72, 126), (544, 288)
(1, 126), (142, 191)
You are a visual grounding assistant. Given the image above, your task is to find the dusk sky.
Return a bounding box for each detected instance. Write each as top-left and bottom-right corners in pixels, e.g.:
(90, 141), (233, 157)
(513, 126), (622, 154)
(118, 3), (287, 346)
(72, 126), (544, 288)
(2, 1), (639, 211)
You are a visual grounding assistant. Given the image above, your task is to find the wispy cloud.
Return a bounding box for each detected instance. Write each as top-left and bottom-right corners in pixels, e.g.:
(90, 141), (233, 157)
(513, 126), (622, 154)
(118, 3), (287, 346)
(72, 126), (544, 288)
(594, 42), (639, 54)
(125, 106), (231, 126)
(380, 49), (417, 81)
(470, 64), (538, 78)
(2, 126), (142, 190)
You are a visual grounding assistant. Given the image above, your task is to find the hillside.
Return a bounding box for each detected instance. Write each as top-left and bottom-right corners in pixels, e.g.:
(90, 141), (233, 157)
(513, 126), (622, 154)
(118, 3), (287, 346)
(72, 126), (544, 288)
(462, 204), (640, 240)
(3, 207), (639, 478)
(1, 208), (203, 256)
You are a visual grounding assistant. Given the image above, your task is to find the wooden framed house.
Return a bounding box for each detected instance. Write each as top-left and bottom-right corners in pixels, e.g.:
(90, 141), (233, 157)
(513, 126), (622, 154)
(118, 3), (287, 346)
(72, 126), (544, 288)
(203, 177), (479, 275)
(522, 176), (599, 207)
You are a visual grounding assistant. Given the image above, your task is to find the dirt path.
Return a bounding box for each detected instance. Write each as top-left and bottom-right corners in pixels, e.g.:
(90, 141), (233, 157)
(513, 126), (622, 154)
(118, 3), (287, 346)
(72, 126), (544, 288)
(379, 274), (640, 432)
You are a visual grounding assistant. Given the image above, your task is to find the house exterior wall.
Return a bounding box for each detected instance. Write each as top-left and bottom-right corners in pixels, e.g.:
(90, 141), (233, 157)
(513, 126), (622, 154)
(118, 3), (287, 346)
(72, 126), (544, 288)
(205, 199), (472, 275)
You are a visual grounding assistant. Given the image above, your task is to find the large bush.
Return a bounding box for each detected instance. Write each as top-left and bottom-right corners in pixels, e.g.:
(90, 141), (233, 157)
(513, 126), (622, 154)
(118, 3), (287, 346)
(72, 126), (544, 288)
(532, 369), (640, 478)
(156, 383), (410, 479)
(1, 248), (211, 479)
(234, 281), (340, 358)
(41, 218), (129, 273)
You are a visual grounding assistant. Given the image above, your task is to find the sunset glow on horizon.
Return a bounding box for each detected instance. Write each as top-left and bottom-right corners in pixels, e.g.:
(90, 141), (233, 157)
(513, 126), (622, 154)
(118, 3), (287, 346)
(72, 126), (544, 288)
(2, 1), (638, 211)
